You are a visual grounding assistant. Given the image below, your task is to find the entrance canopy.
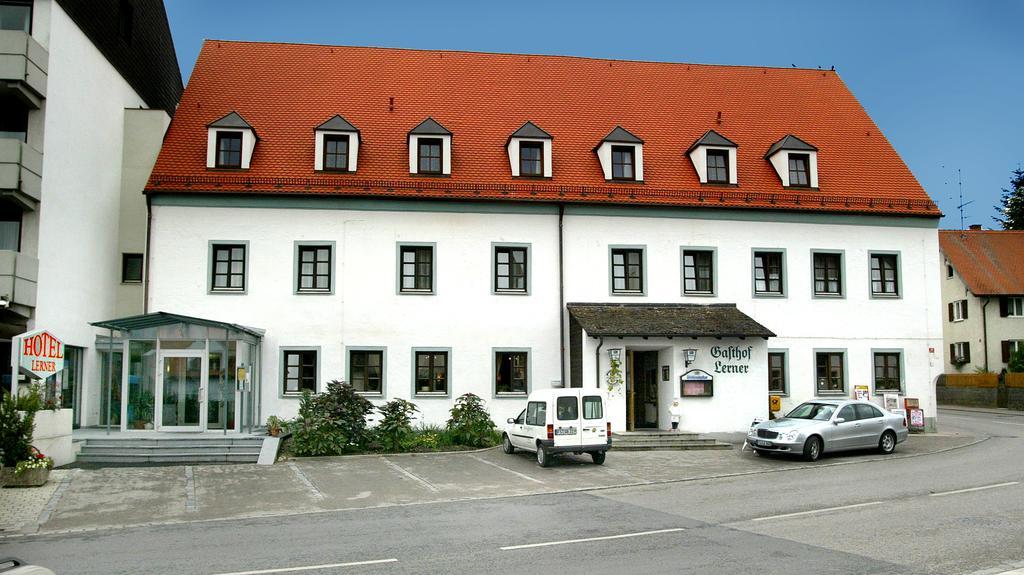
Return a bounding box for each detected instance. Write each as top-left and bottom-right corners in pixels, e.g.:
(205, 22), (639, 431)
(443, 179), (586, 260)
(91, 311), (264, 341)
(567, 303), (775, 339)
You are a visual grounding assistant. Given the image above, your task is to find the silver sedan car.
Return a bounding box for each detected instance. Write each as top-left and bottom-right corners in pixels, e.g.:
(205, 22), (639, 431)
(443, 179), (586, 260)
(747, 399), (909, 461)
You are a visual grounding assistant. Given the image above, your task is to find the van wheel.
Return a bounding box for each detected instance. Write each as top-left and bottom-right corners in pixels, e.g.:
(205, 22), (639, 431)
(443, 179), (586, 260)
(502, 434), (515, 454)
(802, 436), (822, 462)
(536, 443), (551, 468)
(591, 451), (606, 465)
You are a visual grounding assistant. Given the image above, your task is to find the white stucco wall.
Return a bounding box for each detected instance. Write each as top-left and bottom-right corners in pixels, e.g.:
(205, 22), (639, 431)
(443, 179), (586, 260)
(29, 2), (151, 426)
(148, 204), (562, 426)
(147, 201), (941, 432)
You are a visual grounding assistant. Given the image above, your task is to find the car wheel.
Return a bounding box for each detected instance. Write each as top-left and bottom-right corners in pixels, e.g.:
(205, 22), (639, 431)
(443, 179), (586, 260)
(536, 443), (551, 468)
(802, 436), (822, 462)
(502, 434), (515, 454)
(591, 451), (606, 465)
(878, 430), (897, 454)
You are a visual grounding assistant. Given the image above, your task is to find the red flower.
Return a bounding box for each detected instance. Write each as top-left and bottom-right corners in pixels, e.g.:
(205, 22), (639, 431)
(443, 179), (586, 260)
(35, 453), (45, 459)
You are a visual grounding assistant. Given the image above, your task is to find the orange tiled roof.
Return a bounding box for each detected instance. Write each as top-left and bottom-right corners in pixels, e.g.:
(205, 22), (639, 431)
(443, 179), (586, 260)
(939, 230), (1024, 295)
(146, 41), (939, 217)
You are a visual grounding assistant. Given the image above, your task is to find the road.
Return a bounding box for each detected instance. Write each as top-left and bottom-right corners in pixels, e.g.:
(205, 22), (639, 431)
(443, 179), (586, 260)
(2, 409), (1022, 575)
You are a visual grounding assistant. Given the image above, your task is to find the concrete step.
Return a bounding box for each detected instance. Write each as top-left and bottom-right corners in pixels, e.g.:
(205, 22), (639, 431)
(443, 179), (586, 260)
(613, 442), (733, 451)
(613, 432), (700, 440)
(76, 453), (259, 464)
(80, 446), (262, 456)
(613, 435), (709, 443)
(79, 438), (264, 448)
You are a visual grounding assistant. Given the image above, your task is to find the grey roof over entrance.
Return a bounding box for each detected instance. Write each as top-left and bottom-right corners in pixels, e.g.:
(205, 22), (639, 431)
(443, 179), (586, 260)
(567, 303), (775, 339)
(91, 312), (264, 338)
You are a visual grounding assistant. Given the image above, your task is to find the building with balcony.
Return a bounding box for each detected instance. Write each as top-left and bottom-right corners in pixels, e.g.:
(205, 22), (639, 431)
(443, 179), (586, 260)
(0, 0), (182, 429)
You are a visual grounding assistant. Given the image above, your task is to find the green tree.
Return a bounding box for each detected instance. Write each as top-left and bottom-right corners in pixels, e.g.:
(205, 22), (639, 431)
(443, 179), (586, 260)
(993, 168), (1024, 230)
(1009, 347), (1024, 373)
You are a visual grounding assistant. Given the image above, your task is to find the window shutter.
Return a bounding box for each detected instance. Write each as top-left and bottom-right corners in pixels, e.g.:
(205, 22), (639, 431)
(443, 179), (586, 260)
(961, 300), (968, 320)
(1000, 297), (1009, 317)
(963, 342), (971, 363)
(1003, 341), (1012, 364)
(948, 302), (954, 322)
(949, 343), (955, 361)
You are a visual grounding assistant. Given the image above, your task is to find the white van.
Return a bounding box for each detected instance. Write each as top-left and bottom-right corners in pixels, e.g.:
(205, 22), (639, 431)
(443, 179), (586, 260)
(502, 388), (611, 467)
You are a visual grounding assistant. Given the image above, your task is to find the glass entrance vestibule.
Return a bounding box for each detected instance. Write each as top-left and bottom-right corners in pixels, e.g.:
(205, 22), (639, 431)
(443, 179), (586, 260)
(91, 313), (263, 433)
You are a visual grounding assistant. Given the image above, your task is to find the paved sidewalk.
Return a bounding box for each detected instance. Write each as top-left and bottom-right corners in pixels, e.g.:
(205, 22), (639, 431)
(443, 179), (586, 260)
(0, 428), (983, 538)
(938, 405), (1024, 417)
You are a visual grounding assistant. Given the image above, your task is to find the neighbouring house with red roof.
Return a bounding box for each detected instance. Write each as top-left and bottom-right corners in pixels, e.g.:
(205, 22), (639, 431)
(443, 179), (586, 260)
(86, 40), (945, 438)
(939, 228), (1024, 373)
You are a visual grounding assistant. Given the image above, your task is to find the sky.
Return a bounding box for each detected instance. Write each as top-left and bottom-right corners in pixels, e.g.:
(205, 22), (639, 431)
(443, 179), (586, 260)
(164, 0), (1023, 229)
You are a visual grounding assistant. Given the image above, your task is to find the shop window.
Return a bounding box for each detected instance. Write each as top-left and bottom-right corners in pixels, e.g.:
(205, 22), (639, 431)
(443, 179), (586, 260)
(815, 351), (845, 394)
(349, 349), (384, 395)
(495, 350), (528, 396)
(282, 349), (318, 395)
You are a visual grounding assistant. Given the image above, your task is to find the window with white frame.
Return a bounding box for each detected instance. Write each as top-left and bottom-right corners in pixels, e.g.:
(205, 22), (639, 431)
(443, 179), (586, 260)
(950, 341), (971, 364)
(950, 299), (968, 322)
(1003, 296), (1023, 317)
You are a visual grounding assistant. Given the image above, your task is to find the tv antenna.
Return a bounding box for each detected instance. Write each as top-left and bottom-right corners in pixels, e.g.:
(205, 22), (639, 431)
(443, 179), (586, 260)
(956, 168), (973, 233)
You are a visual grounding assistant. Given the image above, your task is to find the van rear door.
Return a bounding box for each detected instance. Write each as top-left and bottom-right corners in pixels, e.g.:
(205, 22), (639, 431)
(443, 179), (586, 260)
(581, 393), (607, 447)
(552, 392), (582, 449)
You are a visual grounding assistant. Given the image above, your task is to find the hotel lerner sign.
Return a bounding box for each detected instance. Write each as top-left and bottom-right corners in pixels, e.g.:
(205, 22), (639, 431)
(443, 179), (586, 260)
(20, 329), (65, 379)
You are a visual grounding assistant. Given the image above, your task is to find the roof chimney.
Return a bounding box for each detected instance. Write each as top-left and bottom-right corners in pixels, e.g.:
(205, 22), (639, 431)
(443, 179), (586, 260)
(968, 224), (982, 230)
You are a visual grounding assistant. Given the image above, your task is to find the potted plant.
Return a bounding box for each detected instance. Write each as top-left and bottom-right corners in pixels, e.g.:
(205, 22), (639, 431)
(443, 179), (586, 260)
(1, 447), (53, 488)
(128, 391), (155, 429)
(265, 415), (283, 437)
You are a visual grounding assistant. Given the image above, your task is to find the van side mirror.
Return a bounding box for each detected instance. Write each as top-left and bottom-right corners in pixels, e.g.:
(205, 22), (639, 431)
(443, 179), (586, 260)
(834, 417), (845, 424)
(507, 418), (515, 424)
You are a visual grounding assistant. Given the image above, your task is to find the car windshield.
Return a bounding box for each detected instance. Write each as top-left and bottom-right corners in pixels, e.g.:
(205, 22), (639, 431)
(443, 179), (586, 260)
(786, 402), (837, 420)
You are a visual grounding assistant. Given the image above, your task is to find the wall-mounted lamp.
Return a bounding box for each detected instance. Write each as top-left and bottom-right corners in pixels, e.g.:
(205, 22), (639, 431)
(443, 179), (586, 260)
(683, 348), (697, 367)
(609, 348), (621, 362)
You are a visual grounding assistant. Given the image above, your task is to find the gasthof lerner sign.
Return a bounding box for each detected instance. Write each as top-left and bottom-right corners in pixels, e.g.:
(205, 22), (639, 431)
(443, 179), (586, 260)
(19, 329), (65, 379)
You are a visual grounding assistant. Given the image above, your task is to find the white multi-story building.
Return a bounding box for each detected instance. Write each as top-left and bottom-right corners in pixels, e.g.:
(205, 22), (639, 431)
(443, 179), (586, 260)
(939, 228), (1024, 373)
(0, 0), (181, 428)
(96, 42), (944, 434)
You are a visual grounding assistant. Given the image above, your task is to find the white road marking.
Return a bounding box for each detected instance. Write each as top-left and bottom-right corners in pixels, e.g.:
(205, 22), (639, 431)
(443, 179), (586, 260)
(990, 420), (1024, 427)
(212, 558), (398, 574)
(750, 501), (884, 522)
(381, 457), (439, 493)
(467, 454), (545, 484)
(929, 481), (1019, 497)
(500, 527), (685, 550)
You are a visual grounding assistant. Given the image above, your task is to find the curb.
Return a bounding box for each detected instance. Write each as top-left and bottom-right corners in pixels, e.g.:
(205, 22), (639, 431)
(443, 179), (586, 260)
(2, 434), (988, 541)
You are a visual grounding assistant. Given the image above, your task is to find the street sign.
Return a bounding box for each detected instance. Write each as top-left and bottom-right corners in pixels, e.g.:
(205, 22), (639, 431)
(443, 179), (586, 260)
(19, 329), (65, 379)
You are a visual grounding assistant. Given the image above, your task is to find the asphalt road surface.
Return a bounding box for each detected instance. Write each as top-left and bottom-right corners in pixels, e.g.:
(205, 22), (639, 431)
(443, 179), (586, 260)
(3, 408), (1022, 575)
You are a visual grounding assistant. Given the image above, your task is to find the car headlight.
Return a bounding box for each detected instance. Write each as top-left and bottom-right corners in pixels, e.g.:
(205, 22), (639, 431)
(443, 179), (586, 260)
(781, 430), (800, 442)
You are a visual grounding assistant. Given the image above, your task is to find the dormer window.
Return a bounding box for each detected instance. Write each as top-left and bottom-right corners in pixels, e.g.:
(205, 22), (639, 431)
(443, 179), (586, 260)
(788, 153), (810, 187)
(706, 150), (728, 183)
(686, 130), (737, 185)
(418, 138), (442, 174)
(207, 112), (257, 170)
(765, 134), (818, 189)
(215, 132), (242, 168)
(595, 126), (643, 182)
(611, 146), (634, 180)
(314, 115), (360, 172)
(408, 118), (451, 176)
(323, 135), (349, 171)
(507, 121), (552, 178)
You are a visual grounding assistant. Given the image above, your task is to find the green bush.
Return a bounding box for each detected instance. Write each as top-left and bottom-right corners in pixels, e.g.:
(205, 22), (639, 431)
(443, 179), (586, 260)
(286, 391), (346, 457)
(0, 385), (42, 467)
(313, 380), (375, 450)
(1009, 348), (1024, 373)
(446, 393), (498, 448)
(376, 398), (419, 452)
